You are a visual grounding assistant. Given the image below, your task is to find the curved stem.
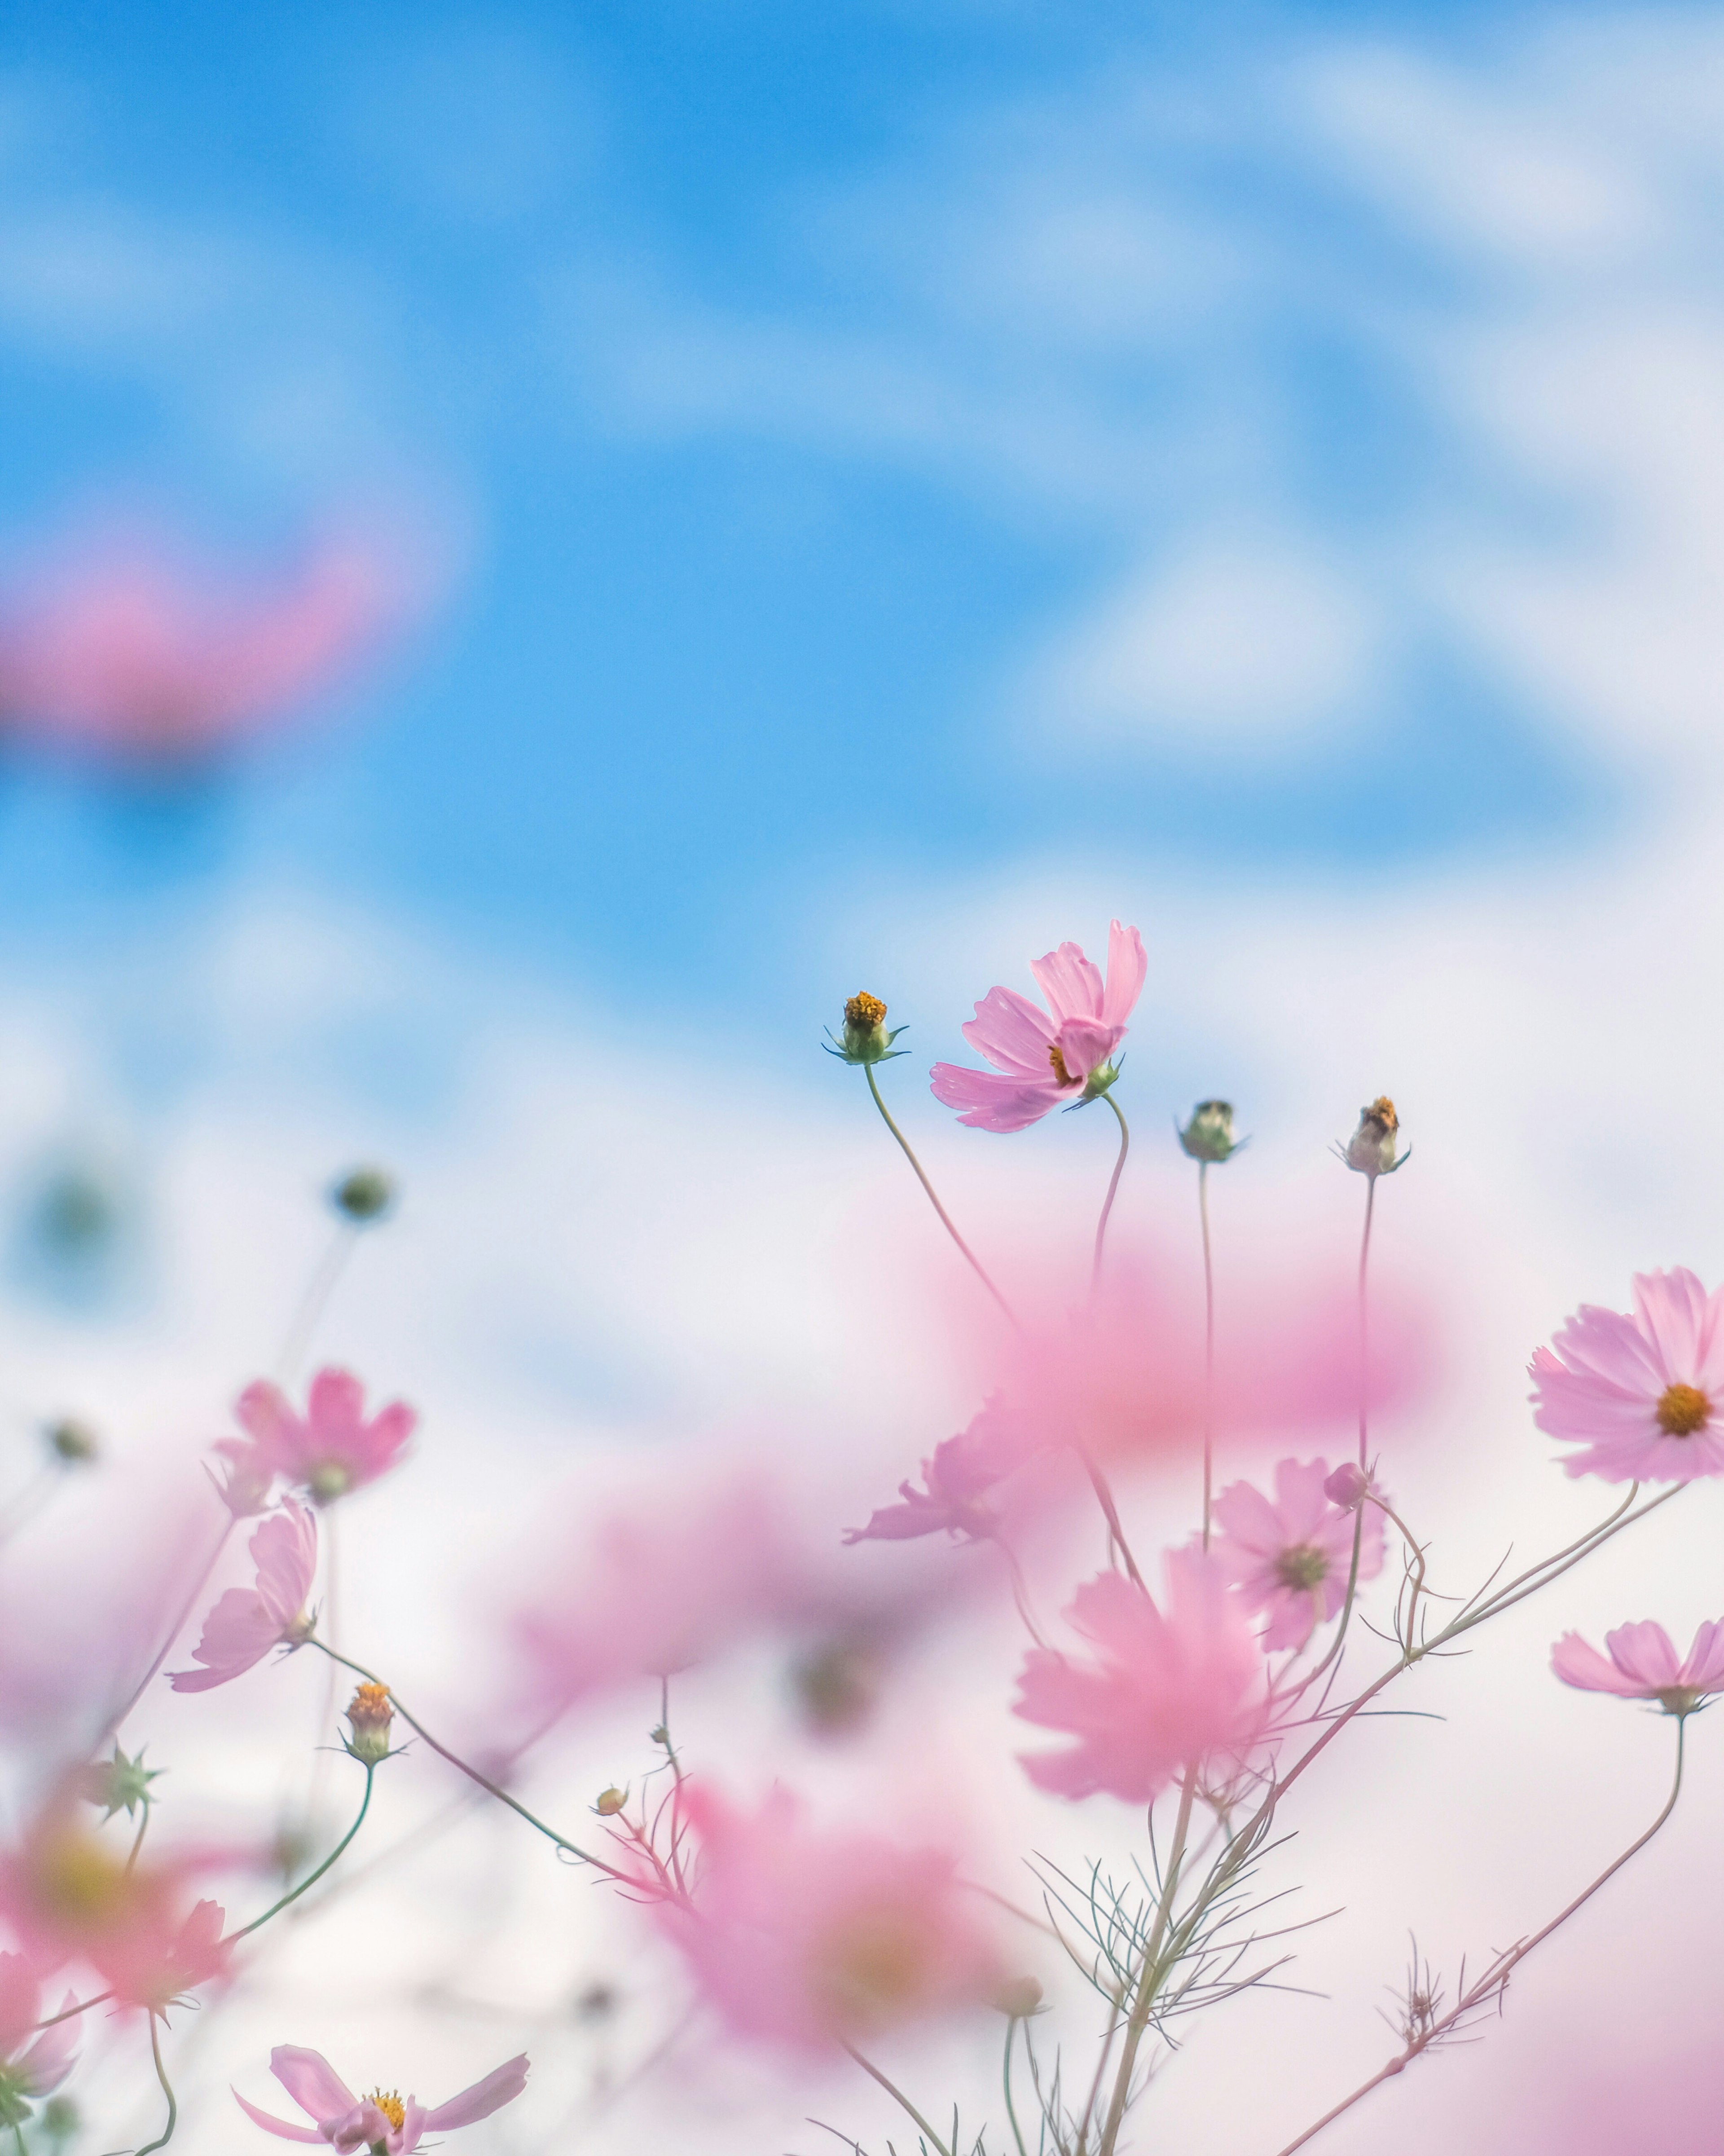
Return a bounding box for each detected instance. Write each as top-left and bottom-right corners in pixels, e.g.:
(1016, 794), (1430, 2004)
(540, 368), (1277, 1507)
(230, 1765), (374, 1941)
(1368, 1495), (1427, 1656)
(1079, 1455), (1146, 1589)
(863, 1065), (1017, 1327)
(134, 2013), (178, 2156)
(842, 2040), (952, 2156)
(277, 1222), (359, 1384)
(1198, 1160), (1215, 1549)
(1272, 1721), (1687, 2156)
(1356, 1178), (1377, 1469)
(108, 1517), (234, 1736)
(1003, 2017), (1030, 2156)
(1091, 1093), (1130, 1294)
(124, 1802), (151, 1878)
(1097, 1772), (1196, 2156)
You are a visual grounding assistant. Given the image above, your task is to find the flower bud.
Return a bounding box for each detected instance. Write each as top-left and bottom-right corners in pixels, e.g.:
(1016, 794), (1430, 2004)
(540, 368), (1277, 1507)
(826, 991), (908, 1066)
(331, 1167), (396, 1224)
(1324, 1462), (1370, 1511)
(40, 2097), (77, 2143)
(594, 1786), (627, 1817)
(1341, 1097), (1408, 1178)
(1179, 1100), (1241, 1163)
(992, 1976), (1044, 2019)
(344, 1683), (395, 1764)
(45, 1416), (98, 1466)
(79, 1743), (162, 1821)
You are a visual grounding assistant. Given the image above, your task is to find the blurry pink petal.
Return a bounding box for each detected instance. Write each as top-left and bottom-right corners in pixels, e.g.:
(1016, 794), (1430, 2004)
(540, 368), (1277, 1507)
(271, 2048), (359, 2127)
(1551, 1633), (1647, 1696)
(845, 1398), (1042, 1544)
(420, 2055), (530, 2130)
(928, 1063), (1065, 1133)
(170, 1500), (317, 1693)
(233, 2092), (326, 2144)
(0, 1957), (78, 2093)
(1530, 1269), (1724, 1482)
(1553, 1617), (1724, 1711)
(1101, 920), (1148, 1028)
(233, 1369), (415, 1505)
(1212, 1460), (1383, 1652)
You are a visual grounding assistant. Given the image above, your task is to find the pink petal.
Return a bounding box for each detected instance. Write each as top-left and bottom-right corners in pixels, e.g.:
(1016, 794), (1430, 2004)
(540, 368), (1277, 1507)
(929, 1063), (1061, 1132)
(270, 2046), (357, 2124)
(16, 1995), (80, 2095)
(250, 1502), (317, 1624)
(1551, 1632), (1650, 1696)
(960, 986), (1058, 1077)
(1028, 942), (1104, 1025)
(0, 1952), (38, 2057)
(1606, 1619), (1682, 1689)
(1100, 921), (1146, 1030)
(233, 2091), (326, 2144)
(1051, 1018), (1121, 1084)
(1679, 1618), (1724, 1690)
(420, 2054), (530, 2131)
(234, 1380), (301, 1452)
(1632, 1270), (1709, 1382)
(306, 1369), (367, 1439)
(168, 1586), (280, 1692)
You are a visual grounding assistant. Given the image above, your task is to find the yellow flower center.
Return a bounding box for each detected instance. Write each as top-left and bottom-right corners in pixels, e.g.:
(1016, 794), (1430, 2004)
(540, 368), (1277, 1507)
(845, 992), (887, 1029)
(818, 1911), (933, 2031)
(1048, 1044), (1075, 1086)
(368, 2091), (405, 2133)
(347, 1682), (393, 1728)
(1273, 1545), (1329, 1592)
(35, 1829), (130, 1929)
(1656, 1383), (1710, 1437)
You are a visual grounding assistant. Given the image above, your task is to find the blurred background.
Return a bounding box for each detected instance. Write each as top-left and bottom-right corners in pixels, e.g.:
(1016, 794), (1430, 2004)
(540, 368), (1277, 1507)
(1, 3), (1723, 2152)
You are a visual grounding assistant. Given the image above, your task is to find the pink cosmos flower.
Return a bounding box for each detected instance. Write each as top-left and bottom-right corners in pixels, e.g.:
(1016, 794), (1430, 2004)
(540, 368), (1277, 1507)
(1552, 1618), (1724, 1715)
(1014, 1551), (1267, 1802)
(1211, 1459), (1385, 1651)
(169, 1500), (317, 1693)
(234, 1369), (417, 1505)
(660, 1787), (1001, 2048)
(0, 1953), (80, 2112)
(930, 921), (1147, 1132)
(0, 533), (405, 765)
(1530, 1268), (1724, 1481)
(235, 2046), (528, 2152)
(844, 1396), (1042, 1543)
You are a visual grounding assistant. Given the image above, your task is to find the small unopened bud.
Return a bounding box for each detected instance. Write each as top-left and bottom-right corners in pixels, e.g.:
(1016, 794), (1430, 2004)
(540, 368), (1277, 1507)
(1179, 1100), (1241, 1164)
(40, 2095), (78, 2142)
(45, 1416), (99, 1466)
(594, 1786), (627, 1817)
(331, 1167), (396, 1224)
(649, 1724), (670, 1747)
(992, 1976), (1044, 2019)
(826, 991), (907, 1067)
(1324, 1462), (1371, 1511)
(344, 1683), (395, 1764)
(1341, 1097), (1408, 1179)
(79, 1744), (162, 1821)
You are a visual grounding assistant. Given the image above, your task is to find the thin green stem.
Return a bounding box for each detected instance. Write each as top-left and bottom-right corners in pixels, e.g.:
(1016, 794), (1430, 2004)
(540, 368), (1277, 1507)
(1002, 2017), (1030, 2156)
(1356, 1177), (1377, 1469)
(230, 1765), (374, 1941)
(124, 1801), (151, 1878)
(1368, 1494), (1428, 1656)
(33, 1990), (111, 2031)
(1097, 1772), (1196, 2156)
(842, 2040), (952, 2156)
(1198, 1160), (1215, 1550)
(134, 2013), (177, 2156)
(863, 1064), (1018, 1327)
(1091, 1093), (1130, 1294)
(1079, 1455), (1146, 1589)
(277, 1222), (359, 1384)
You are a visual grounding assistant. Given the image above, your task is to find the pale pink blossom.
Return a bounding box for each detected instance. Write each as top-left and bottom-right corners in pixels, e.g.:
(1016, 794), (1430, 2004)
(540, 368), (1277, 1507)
(235, 2045), (528, 2152)
(930, 921), (1147, 1132)
(844, 1396), (1042, 1543)
(1211, 1459), (1385, 1651)
(169, 1500), (317, 1693)
(1552, 1618), (1724, 1715)
(235, 1370), (416, 1506)
(1530, 1268), (1724, 1482)
(0, 535), (404, 764)
(1323, 1461), (1370, 1509)
(660, 1787), (1001, 2048)
(1015, 1551), (1267, 1802)
(0, 1953), (79, 2109)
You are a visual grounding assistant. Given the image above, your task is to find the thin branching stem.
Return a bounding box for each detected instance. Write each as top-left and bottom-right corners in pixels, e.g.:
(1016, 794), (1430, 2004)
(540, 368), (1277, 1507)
(1096, 1773), (1196, 2156)
(863, 1065), (1017, 1326)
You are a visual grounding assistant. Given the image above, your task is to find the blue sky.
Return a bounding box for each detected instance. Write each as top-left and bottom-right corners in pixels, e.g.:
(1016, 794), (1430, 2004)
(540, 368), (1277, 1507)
(0, 0), (1627, 1049)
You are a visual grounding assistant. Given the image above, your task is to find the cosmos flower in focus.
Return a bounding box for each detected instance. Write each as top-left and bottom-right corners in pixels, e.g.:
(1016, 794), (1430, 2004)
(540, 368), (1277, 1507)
(170, 1500), (317, 1693)
(1014, 1551), (1266, 1803)
(234, 1370), (417, 1506)
(659, 1787), (1001, 2048)
(1552, 1619), (1724, 1717)
(234, 2045), (528, 2152)
(1530, 1269), (1724, 1482)
(1211, 1459), (1385, 1651)
(0, 1953), (79, 2125)
(930, 921), (1146, 1132)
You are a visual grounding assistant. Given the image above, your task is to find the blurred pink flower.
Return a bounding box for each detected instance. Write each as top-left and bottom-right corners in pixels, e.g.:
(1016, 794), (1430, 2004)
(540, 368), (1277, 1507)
(211, 1433), (276, 1519)
(0, 1952), (79, 2110)
(1552, 1618), (1724, 1715)
(1530, 1268), (1724, 1482)
(234, 2045), (528, 2152)
(844, 1396), (1042, 1543)
(930, 921), (1146, 1132)
(660, 1787), (1001, 2048)
(169, 1500), (317, 1694)
(1015, 1552), (1267, 1802)
(1211, 1459), (1385, 1651)
(0, 534), (405, 764)
(236, 1370), (416, 1506)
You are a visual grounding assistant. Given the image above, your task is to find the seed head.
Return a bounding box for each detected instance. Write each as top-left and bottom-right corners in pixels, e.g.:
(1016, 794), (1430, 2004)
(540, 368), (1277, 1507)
(331, 1167), (396, 1224)
(1179, 1100), (1243, 1163)
(826, 991), (908, 1066)
(1341, 1097), (1409, 1178)
(344, 1683), (395, 1765)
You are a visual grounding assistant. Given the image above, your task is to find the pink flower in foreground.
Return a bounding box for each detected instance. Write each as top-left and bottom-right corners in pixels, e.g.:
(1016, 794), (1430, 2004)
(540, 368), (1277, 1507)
(1015, 1552), (1267, 1802)
(235, 1369), (416, 1505)
(661, 1788), (1001, 2048)
(1211, 1459), (1385, 1651)
(844, 1396), (1042, 1543)
(1552, 1619), (1724, 1716)
(169, 1500), (317, 1693)
(930, 921), (1147, 1132)
(235, 2045), (528, 2152)
(0, 535), (405, 764)
(1530, 1268), (1724, 1482)
(0, 1953), (79, 2116)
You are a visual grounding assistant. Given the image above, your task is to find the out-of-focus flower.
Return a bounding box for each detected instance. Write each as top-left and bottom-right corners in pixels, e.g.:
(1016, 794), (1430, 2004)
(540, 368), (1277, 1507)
(44, 1419), (98, 1467)
(343, 1685), (395, 1765)
(844, 1396), (1042, 1543)
(169, 1500), (317, 1694)
(234, 2045), (528, 2152)
(330, 1168), (396, 1225)
(1014, 1552), (1266, 1803)
(211, 1433), (276, 1519)
(1323, 1461), (1371, 1510)
(0, 1805), (232, 2012)
(930, 921), (1146, 1132)
(1211, 1460), (1385, 1652)
(0, 1954), (79, 2126)
(1338, 1097), (1409, 1178)
(1179, 1100), (1243, 1164)
(1552, 1619), (1724, 1716)
(0, 533), (407, 766)
(660, 1787), (1001, 2049)
(235, 1370), (416, 1506)
(78, 1745), (162, 1822)
(992, 1976), (1044, 2020)
(1530, 1269), (1724, 1483)
(824, 991), (907, 1067)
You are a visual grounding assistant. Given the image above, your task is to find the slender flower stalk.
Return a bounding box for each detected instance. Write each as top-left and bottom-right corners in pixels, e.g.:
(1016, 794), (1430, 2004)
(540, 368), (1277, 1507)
(135, 2014), (177, 2156)
(107, 1517), (235, 1737)
(1095, 1772), (1197, 2156)
(1356, 1177), (1377, 1472)
(863, 1065), (1017, 1326)
(229, 1767), (375, 1943)
(841, 2042), (953, 2156)
(1090, 1093), (1130, 1294)
(1200, 1161), (1215, 1545)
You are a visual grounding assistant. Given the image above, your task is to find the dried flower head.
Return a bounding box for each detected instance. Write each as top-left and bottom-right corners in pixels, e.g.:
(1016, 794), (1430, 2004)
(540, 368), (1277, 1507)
(826, 990), (908, 1066)
(594, 1787), (627, 1817)
(1339, 1097), (1410, 1179)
